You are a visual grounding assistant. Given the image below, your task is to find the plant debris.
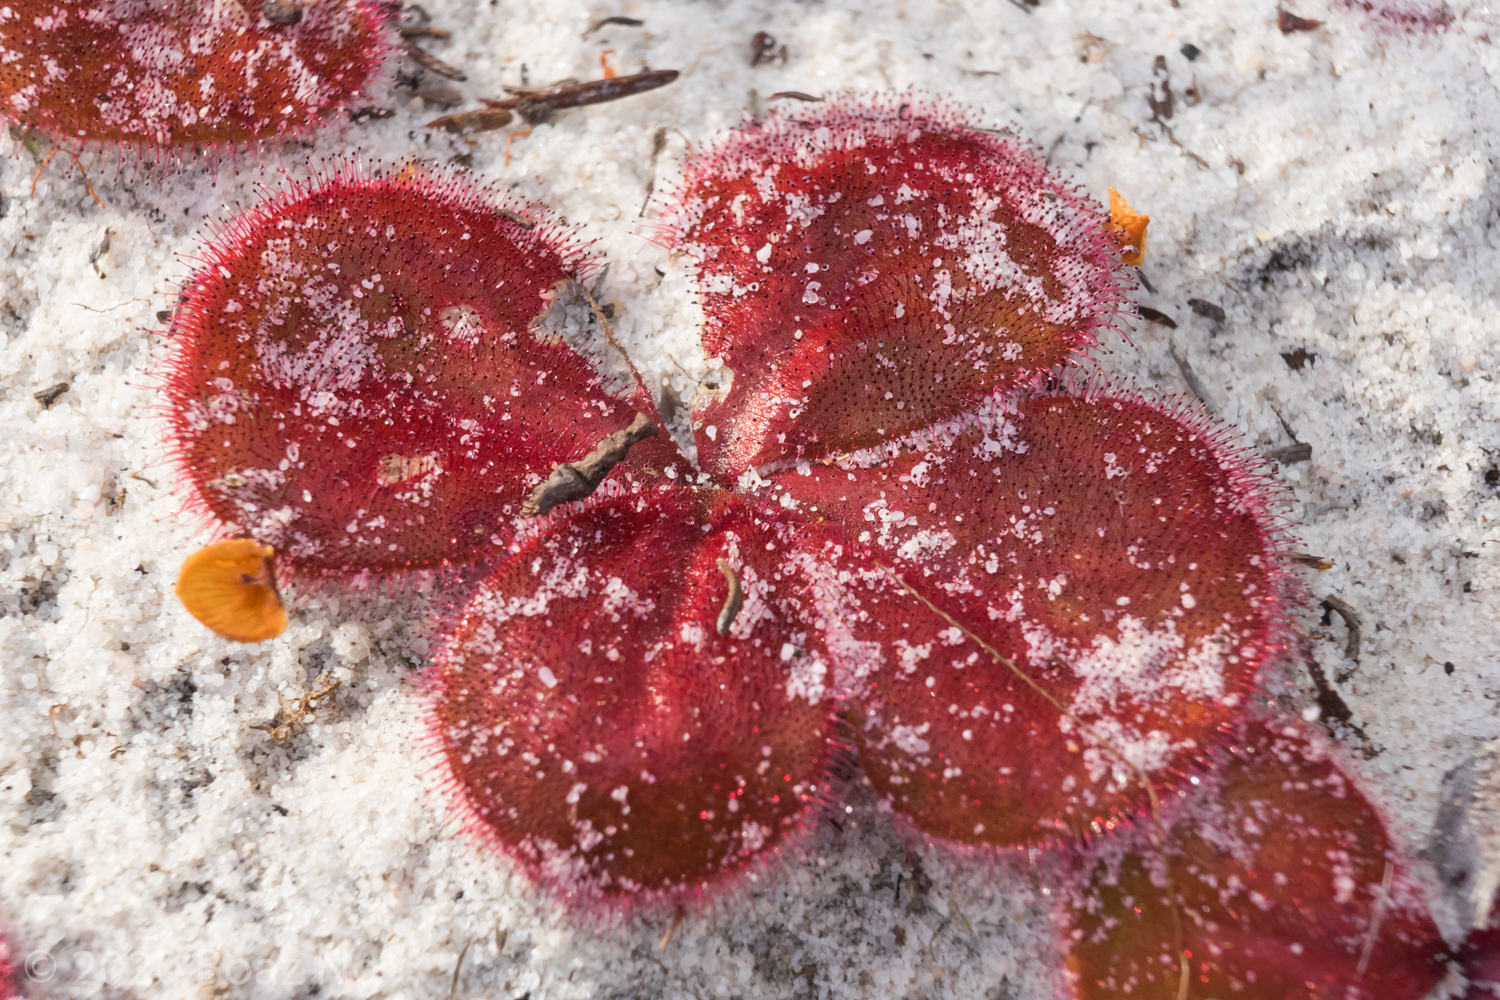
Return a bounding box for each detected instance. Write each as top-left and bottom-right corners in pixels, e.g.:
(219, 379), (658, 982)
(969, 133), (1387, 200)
(262, 0), (302, 25)
(33, 382), (69, 408)
(585, 15), (644, 36)
(430, 70), (680, 130)
(503, 69), (680, 123)
(1187, 297), (1225, 321)
(751, 31), (786, 66)
(1168, 343), (1220, 415)
(715, 558), (743, 635)
(1322, 595), (1363, 665)
(350, 106), (396, 123)
(427, 107), (513, 135)
(1282, 347), (1316, 370)
(1105, 187), (1149, 265)
(253, 671), (342, 742)
(1148, 55), (1172, 121)
(1266, 441), (1312, 464)
(403, 38), (466, 81)
(522, 413), (659, 517)
(1279, 9), (1323, 32)
(1136, 305), (1177, 328)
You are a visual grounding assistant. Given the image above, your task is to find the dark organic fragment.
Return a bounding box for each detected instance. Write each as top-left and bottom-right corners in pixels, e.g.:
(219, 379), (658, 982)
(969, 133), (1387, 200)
(1265, 441), (1312, 464)
(1147, 55), (1172, 121)
(1280, 9), (1324, 31)
(586, 16), (645, 36)
(427, 107), (515, 135)
(523, 413), (658, 517)
(1282, 347), (1316, 370)
(1135, 305), (1177, 328)
(403, 38), (466, 80)
(1187, 297), (1225, 322)
(1169, 344), (1221, 415)
(262, 0), (302, 26)
(1322, 595), (1362, 663)
(481, 69), (680, 125)
(715, 558), (743, 636)
(33, 382), (69, 408)
(751, 31), (783, 66)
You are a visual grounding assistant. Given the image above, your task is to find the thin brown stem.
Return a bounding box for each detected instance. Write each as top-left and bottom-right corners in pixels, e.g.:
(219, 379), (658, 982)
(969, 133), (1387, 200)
(447, 939), (471, 1000)
(578, 280), (650, 401)
(874, 563), (1190, 1000)
(426, 107), (514, 135)
(480, 70), (680, 125)
(31, 147), (105, 209)
(1355, 860), (1394, 979)
(403, 38), (466, 80)
(659, 906), (685, 949)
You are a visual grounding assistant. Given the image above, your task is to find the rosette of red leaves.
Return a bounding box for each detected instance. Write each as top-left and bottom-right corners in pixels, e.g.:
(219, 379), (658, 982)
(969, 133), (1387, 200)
(162, 95), (1451, 988)
(424, 96), (1299, 911)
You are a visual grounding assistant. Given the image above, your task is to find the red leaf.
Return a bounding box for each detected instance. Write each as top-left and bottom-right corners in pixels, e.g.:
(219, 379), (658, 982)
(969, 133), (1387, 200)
(1460, 925), (1500, 997)
(0, 928), (17, 1000)
(0, 0), (392, 148)
(1062, 722), (1447, 1000)
(164, 165), (657, 579)
(760, 390), (1285, 846)
(660, 94), (1129, 478)
(429, 484), (840, 903)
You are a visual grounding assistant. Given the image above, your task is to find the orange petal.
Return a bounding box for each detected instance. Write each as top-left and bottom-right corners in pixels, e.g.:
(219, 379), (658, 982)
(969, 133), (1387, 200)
(175, 539), (288, 643)
(1107, 186), (1149, 266)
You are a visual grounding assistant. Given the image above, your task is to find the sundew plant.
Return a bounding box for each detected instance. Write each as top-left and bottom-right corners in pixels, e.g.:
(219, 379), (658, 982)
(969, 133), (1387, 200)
(2, 2), (1492, 997)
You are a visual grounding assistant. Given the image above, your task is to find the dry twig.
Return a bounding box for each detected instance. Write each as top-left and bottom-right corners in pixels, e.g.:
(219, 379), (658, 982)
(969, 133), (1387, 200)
(403, 38), (466, 80)
(253, 672), (341, 742)
(1323, 595), (1362, 664)
(523, 414), (658, 517)
(1168, 343), (1221, 416)
(482, 69), (679, 125)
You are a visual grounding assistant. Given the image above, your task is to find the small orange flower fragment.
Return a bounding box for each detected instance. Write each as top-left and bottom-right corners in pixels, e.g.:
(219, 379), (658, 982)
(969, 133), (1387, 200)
(1107, 186), (1149, 266)
(176, 539), (288, 643)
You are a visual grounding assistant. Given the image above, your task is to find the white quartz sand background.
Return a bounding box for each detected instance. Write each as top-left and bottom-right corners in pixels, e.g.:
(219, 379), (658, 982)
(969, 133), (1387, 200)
(2, 0), (1499, 997)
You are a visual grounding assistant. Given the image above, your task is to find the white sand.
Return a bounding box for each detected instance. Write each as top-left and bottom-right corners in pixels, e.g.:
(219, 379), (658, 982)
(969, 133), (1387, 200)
(2, 0), (1498, 997)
